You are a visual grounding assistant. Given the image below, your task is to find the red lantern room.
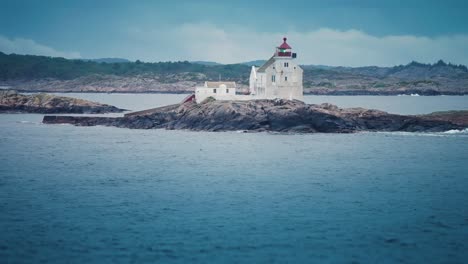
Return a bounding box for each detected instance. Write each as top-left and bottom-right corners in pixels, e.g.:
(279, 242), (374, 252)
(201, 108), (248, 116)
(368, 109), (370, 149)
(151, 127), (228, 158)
(276, 37), (296, 58)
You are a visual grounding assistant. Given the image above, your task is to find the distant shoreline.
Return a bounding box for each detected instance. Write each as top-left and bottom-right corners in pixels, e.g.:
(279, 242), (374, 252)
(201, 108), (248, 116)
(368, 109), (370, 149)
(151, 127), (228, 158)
(2, 53), (468, 97)
(14, 89), (468, 96)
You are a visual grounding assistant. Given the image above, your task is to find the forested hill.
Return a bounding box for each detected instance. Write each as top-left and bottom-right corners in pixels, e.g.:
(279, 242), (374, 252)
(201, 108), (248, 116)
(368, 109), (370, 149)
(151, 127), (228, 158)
(1, 52), (468, 95)
(0, 52), (250, 83)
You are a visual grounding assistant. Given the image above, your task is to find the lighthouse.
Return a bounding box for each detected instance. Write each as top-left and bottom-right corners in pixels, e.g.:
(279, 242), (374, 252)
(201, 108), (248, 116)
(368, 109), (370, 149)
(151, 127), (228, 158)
(195, 37), (303, 103)
(249, 37), (304, 101)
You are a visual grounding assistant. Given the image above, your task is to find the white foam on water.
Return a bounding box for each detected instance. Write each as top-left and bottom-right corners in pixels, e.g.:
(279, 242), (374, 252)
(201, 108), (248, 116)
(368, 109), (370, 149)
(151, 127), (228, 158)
(397, 93), (420, 96)
(17, 120), (39, 125)
(375, 129), (468, 137)
(443, 128), (468, 134)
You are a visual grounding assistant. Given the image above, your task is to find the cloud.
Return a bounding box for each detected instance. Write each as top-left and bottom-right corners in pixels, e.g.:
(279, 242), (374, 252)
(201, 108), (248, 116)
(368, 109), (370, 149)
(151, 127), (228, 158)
(0, 35), (81, 59)
(123, 23), (468, 66)
(2, 25), (468, 67)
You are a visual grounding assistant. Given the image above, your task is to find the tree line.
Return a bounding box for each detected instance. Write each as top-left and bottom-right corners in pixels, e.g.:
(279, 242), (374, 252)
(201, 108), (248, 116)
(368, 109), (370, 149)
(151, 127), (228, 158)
(0, 52), (250, 82)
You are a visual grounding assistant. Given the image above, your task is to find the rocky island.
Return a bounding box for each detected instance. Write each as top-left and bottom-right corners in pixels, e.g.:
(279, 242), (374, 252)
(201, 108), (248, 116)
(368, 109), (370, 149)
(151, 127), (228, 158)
(43, 99), (467, 133)
(0, 90), (126, 114)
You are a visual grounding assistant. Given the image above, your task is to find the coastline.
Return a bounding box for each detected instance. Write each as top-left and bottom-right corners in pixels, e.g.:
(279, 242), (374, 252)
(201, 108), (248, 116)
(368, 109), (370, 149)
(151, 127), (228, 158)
(10, 89), (468, 96)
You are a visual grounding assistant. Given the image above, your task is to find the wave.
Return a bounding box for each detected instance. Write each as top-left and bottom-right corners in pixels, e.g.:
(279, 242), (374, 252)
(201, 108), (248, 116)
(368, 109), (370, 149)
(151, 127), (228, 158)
(17, 120), (40, 125)
(397, 93), (420, 96)
(443, 128), (468, 134)
(374, 129), (468, 137)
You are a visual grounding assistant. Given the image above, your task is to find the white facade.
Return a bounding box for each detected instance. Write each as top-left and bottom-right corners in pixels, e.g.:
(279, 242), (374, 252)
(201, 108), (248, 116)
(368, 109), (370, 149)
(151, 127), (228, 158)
(194, 38), (303, 103)
(250, 59), (303, 101)
(195, 81), (237, 103)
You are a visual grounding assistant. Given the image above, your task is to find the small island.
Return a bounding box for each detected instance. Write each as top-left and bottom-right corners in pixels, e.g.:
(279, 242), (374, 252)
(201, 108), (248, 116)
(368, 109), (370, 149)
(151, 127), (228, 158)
(34, 38), (468, 133)
(43, 98), (467, 133)
(0, 90), (126, 114)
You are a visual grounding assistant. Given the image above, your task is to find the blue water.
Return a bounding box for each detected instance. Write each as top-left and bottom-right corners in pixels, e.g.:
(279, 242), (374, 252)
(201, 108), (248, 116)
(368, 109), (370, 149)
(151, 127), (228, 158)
(1, 95), (468, 263)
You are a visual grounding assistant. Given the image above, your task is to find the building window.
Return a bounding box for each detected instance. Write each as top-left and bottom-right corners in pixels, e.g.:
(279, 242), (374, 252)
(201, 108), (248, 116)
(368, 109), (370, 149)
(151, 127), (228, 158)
(226, 88), (229, 93)
(271, 75), (276, 82)
(285, 76), (288, 81)
(213, 89), (217, 93)
(284, 62), (289, 67)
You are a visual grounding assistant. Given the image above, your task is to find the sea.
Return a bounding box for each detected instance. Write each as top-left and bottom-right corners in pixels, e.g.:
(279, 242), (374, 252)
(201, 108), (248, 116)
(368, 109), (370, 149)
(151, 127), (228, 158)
(1, 94), (467, 263)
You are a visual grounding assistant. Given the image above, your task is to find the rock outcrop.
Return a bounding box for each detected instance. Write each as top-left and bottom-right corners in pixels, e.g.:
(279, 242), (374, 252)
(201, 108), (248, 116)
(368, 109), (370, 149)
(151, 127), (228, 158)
(42, 99), (466, 133)
(418, 110), (468, 126)
(0, 90), (125, 114)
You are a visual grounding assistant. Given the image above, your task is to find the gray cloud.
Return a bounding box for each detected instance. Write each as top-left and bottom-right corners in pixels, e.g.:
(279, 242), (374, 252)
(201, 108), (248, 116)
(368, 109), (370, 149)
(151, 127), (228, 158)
(123, 23), (468, 66)
(0, 35), (81, 59)
(2, 24), (468, 67)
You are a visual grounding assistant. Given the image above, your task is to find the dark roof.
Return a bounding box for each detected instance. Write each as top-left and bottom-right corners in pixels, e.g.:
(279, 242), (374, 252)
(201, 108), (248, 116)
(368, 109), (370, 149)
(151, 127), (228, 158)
(279, 37), (291, 49)
(256, 56), (275, 73)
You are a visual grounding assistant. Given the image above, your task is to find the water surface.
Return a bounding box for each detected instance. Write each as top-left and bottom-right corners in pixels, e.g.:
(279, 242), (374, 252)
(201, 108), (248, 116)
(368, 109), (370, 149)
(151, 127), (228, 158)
(1, 94), (467, 263)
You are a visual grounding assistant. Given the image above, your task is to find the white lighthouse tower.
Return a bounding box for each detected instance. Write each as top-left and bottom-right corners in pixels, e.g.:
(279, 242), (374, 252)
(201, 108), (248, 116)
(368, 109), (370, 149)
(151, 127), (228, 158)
(249, 37), (303, 101)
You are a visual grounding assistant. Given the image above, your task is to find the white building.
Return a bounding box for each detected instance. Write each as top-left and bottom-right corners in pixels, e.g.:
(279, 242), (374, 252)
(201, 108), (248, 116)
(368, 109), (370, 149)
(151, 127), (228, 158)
(195, 81), (237, 103)
(195, 37), (303, 103)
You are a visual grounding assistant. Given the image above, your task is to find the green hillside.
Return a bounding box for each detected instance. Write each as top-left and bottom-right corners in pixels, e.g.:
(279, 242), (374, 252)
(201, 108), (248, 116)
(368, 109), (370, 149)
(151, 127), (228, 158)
(0, 52), (250, 83)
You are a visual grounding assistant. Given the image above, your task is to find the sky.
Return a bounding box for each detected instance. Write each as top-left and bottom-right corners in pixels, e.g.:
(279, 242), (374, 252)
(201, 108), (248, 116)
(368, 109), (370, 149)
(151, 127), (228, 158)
(0, 0), (468, 66)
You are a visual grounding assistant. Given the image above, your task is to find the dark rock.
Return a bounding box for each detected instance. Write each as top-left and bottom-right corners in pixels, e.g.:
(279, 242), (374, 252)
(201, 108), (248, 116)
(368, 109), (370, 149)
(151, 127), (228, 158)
(42, 99), (466, 133)
(419, 110), (468, 126)
(0, 90), (126, 114)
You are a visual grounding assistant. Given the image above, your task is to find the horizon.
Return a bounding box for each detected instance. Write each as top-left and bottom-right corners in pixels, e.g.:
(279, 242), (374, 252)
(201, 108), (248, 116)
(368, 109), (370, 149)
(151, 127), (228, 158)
(1, 0), (468, 66)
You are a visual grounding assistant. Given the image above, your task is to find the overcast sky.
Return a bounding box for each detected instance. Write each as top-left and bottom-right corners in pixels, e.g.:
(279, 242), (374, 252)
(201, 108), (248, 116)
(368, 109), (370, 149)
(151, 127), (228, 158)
(1, 0), (468, 66)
